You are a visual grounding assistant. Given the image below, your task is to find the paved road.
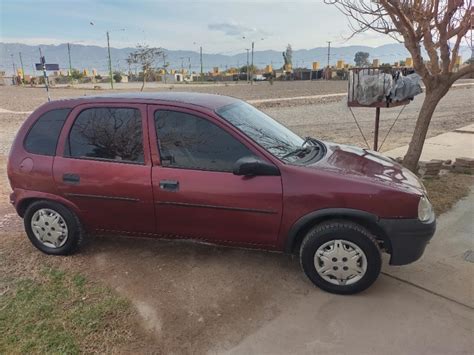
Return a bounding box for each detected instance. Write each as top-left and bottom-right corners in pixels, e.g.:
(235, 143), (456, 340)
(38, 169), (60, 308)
(222, 192), (474, 355)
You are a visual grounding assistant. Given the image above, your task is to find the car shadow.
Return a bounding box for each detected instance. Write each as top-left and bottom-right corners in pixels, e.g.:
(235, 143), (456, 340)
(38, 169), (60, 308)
(75, 234), (313, 353)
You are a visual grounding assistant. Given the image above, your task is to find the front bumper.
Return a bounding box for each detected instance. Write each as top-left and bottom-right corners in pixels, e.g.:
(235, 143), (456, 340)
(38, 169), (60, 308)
(379, 216), (436, 265)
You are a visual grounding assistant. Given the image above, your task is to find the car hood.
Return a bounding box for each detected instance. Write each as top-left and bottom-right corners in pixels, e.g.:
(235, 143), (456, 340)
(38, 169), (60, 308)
(307, 141), (425, 194)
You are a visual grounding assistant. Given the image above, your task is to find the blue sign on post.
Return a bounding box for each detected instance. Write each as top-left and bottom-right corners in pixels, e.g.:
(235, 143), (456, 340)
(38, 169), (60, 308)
(35, 63), (59, 71)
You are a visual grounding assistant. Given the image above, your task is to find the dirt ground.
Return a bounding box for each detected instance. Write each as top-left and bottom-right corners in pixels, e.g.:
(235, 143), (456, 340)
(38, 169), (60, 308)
(1, 82), (473, 353)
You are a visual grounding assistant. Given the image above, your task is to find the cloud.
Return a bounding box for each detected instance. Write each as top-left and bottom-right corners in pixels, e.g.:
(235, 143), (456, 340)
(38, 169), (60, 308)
(208, 22), (267, 38)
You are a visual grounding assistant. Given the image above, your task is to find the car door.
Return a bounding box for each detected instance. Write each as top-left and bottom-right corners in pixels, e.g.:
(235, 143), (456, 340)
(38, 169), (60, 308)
(53, 103), (155, 234)
(148, 105), (283, 247)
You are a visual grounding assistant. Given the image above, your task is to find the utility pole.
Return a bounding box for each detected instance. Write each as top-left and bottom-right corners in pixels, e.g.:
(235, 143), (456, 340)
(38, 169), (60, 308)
(327, 41), (331, 68)
(67, 43), (73, 83)
(106, 31), (114, 89)
(162, 52), (168, 84)
(251, 41), (254, 84)
(19, 52), (25, 85)
(10, 54), (16, 85)
(200, 46), (203, 82)
(246, 48), (250, 82)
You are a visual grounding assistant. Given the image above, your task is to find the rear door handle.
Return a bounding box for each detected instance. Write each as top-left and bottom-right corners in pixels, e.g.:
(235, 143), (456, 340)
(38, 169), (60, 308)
(63, 173), (80, 184)
(159, 180), (179, 191)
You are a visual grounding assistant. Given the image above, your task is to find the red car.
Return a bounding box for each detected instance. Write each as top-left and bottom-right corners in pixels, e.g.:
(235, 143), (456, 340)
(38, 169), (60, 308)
(7, 93), (435, 294)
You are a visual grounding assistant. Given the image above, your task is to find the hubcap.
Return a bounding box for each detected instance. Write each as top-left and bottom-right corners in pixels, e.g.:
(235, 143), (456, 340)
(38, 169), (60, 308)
(314, 239), (367, 286)
(30, 208), (68, 248)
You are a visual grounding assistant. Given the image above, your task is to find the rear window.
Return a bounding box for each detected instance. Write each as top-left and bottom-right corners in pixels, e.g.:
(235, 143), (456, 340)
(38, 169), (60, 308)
(24, 109), (71, 156)
(66, 107), (144, 164)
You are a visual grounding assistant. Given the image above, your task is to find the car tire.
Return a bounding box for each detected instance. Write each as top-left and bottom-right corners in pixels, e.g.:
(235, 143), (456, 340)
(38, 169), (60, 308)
(24, 200), (84, 255)
(300, 220), (381, 295)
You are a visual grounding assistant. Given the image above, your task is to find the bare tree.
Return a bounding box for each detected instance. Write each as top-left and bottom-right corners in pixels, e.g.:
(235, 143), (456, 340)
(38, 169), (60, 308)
(128, 44), (162, 91)
(326, 0), (473, 171)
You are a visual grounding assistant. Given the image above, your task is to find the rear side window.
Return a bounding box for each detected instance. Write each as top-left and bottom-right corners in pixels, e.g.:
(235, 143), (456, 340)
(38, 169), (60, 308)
(155, 110), (254, 172)
(66, 107), (144, 164)
(24, 109), (71, 156)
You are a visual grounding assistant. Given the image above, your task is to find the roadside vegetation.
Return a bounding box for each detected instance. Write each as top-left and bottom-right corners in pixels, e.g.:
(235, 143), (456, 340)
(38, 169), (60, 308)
(0, 266), (137, 354)
(424, 172), (473, 216)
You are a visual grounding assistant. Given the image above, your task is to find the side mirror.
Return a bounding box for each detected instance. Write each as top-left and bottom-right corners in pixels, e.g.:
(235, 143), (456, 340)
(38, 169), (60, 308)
(233, 156), (280, 176)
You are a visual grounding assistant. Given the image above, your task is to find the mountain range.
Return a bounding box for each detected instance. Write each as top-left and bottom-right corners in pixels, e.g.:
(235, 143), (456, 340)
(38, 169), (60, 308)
(1, 42), (471, 75)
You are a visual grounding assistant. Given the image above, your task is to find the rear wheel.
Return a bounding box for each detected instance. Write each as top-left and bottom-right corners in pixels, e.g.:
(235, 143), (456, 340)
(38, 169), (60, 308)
(24, 200), (84, 255)
(300, 221), (381, 294)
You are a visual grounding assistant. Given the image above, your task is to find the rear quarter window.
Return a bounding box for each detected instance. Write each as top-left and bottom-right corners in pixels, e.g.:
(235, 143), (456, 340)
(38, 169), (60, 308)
(24, 108), (71, 156)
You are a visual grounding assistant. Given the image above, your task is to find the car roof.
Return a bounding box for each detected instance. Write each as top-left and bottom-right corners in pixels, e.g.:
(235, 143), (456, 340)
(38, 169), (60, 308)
(54, 92), (241, 110)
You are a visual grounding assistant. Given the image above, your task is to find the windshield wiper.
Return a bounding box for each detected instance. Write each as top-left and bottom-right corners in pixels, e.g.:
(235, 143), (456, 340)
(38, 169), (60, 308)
(282, 146), (313, 159)
(302, 136), (321, 147)
(282, 137), (321, 159)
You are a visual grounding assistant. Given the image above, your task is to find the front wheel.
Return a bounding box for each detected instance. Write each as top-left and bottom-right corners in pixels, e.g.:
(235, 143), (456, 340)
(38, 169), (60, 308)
(300, 221), (381, 294)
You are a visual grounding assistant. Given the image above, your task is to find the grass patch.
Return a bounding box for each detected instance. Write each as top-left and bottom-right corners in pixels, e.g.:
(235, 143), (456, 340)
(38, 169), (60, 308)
(424, 172), (473, 216)
(0, 267), (134, 354)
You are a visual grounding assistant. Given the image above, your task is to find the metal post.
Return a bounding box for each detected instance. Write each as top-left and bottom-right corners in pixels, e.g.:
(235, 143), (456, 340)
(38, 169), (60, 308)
(10, 54), (16, 85)
(327, 41), (331, 68)
(106, 31), (114, 89)
(39, 48), (51, 102)
(246, 49), (250, 82)
(251, 41), (254, 84)
(19, 52), (25, 85)
(67, 43), (73, 83)
(374, 107), (381, 151)
(200, 46), (203, 82)
(162, 52), (168, 84)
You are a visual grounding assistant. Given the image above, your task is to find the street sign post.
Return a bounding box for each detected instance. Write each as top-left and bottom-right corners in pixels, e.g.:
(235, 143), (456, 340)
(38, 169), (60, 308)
(36, 48), (59, 102)
(35, 63), (59, 71)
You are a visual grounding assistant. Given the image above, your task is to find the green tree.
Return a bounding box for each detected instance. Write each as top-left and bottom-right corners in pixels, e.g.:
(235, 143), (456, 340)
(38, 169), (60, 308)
(240, 65), (257, 73)
(70, 69), (84, 80)
(354, 51), (370, 67)
(113, 72), (122, 83)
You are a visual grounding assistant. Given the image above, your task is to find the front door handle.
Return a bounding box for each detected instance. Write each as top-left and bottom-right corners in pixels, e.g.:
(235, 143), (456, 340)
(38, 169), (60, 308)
(63, 173), (80, 185)
(159, 180), (179, 191)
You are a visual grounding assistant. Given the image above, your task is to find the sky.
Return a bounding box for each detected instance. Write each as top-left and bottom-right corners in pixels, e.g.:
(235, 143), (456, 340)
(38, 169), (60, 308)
(0, 0), (397, 53)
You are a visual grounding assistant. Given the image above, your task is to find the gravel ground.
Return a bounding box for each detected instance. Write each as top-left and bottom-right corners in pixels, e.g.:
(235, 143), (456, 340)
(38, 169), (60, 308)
(0, 83), (473, 154)
(262, 85), (474, 152)
(70, 79), (350, 100)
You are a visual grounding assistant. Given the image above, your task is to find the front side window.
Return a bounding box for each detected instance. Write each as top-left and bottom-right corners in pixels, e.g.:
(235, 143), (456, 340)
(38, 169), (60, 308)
(66, 107), (144, 163)
(155, 110), (254, 172)
(24, 108), (71, 156)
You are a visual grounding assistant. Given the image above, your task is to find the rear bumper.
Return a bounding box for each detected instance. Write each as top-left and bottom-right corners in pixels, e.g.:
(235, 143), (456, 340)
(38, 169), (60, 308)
(379, 216), (436, 265)
(9, 191), (17, 207)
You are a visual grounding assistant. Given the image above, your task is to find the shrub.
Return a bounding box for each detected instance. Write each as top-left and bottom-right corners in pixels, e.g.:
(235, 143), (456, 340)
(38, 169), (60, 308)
(113, 72), (122, 83)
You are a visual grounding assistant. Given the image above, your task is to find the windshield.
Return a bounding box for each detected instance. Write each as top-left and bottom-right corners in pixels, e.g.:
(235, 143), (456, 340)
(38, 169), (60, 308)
(216, 101), (306, 161)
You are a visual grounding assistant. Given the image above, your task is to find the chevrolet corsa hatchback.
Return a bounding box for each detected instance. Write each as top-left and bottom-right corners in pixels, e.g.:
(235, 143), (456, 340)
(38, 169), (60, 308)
(8, 93), (436, 294)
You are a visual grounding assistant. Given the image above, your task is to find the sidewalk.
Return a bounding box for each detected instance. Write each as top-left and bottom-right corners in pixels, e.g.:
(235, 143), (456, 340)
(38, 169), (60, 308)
(223, 191), (474, 355)
(384, 123), (474, 161)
